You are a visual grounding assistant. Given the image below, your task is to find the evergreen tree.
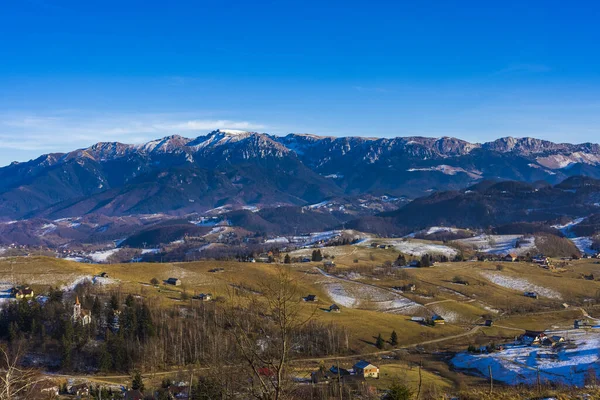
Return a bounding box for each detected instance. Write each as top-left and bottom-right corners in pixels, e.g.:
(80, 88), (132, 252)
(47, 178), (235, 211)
(376, 333), (384, 349)
(311, 249), (323, 262)
(390, 330), (398, 346)
(98, 344), (112, 372)
(109, 294), (120, 311)
(91, 296), (101, 318)
(396, 253), (407, 266)
(420, 254), (431, 267)
(284, 254), (291, 264)
(131, 371), (144, 391)
(385, 382), (413, 400)
(125, 294), (135, 308)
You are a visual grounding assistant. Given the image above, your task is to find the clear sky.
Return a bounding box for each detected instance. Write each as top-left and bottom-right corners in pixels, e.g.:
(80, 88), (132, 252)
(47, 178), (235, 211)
(1, 0), (599, 165)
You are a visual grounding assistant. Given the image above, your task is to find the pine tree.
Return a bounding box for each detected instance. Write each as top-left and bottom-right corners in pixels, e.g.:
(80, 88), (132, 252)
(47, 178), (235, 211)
(131, 371), (144, 391)
(420, 254), (431, 267)
(376, 333), (384, 349)
(284, 254), (291, 264)
(390, 330), (398, 346)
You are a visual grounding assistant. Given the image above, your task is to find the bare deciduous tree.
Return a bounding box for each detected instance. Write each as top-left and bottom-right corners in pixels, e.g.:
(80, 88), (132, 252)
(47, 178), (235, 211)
(0, 345), (45, 400)
(226, 266), (316, 400)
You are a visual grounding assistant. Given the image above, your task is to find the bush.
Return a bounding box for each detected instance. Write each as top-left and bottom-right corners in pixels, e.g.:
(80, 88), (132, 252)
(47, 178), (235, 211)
(150, 277), (159, 286)
(496, 264), (504, 271)
(385, 383), (413, 400)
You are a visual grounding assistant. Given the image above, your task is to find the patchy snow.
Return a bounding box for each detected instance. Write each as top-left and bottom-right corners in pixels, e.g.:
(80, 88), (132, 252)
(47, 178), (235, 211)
(39, 223), (57, 236)
(265, 237), (290, 244)
(141, 248), (160, 254)
(317, 269), (423, 314)
(537, 152), (600, 170)
(191, 217), (219, 226)
(552, 218), (585, 238)
(406, 226), (463, 238)
(425, 226), (461, 235)
(60, 276), (93, 291)
(457, 234), (535, 255)
(88, 248), (119, 263)
(479, 271), (562, 299)
(307, 201), (330, 209)
(407, 165), (482, 179)
(357, 238), (458, 257)
(64, 256), (85, 263)
(452, 330), (600, 387)
(571, 237), (595, 255)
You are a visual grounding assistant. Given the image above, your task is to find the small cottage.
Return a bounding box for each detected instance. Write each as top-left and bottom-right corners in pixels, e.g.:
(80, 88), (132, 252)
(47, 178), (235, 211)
(520, 330), (546, 345)
(504, 253), (517, 262)
(432, 314), (445, 325)
(195, 293), (212, 301)
(329, 304), (341, 313)
(484, 319), (493, 327)
(166, 277), (182, 286)
(353, 360), (379, 378)
(304, 294), (318, 302)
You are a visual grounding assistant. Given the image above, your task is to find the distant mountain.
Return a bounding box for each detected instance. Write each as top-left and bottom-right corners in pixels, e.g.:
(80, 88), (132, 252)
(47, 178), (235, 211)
(347, 176), (600, 235)
(3, 130), (600, 220)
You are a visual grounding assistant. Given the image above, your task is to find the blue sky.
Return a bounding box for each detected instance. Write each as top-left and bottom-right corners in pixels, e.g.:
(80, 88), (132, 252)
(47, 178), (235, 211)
(1, 0), (599, 165)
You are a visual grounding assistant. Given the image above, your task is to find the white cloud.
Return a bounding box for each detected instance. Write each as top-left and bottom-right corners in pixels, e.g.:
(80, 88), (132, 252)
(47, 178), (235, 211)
(0, 111), (267, 154)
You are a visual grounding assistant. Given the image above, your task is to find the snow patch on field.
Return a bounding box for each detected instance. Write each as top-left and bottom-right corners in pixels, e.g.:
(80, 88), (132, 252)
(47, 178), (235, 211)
(452, 330), (600, 387)
(265, 237), (290, 244)
(571, 237), (595, 255)
(318, 270), (423, 314)
(60, 276), (92, 291)
(479, 272), (562, 299)
(88, 248), (119, 263)
(141, 248), (160, 254)
(357, 238), (457, 257)
(552, 218), (585, 238)
(457, 234), (535, 255)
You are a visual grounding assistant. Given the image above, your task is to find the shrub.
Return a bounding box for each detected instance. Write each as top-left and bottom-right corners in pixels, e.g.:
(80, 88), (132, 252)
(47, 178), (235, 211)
(385, 383), (413, 400)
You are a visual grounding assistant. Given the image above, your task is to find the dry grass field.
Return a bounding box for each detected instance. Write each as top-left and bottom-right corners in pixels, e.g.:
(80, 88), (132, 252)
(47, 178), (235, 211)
(4, 251), (600, 393)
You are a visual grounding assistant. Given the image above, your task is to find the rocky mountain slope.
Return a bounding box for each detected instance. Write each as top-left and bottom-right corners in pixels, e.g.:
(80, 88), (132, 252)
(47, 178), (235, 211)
(2, 130), (600, 220)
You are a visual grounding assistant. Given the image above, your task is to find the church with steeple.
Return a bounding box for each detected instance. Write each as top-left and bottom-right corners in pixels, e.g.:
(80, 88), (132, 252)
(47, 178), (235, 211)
(72, 296), (92, 325)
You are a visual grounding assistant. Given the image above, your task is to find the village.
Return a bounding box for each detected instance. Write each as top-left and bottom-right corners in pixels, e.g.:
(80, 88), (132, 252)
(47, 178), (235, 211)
(1, 235), (600, 399)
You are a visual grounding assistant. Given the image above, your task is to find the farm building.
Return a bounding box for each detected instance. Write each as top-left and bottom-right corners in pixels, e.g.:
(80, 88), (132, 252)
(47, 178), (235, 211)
(329, 304), (341, 313)
(432, 314), (445, 325)
(195, 293), (212, 301)
(165, 277), (182, 286)
(353, 360), (379, 378)
(12, 286), (34, 299)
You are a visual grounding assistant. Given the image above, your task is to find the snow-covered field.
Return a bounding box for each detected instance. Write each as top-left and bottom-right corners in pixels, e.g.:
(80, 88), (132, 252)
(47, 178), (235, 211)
(456, 234), (535, 255)
(405, 226), (462, 238)
(551, 219), (596, 255)
(452, 330), (600, 387)
(141, 248), (160, 254)
(317, 270), (424, 314)
(357, 238), (458, 257)
(266, 230), (353, 247)
(88, 248), (120, 263)
(571, 237), (595, 255)
(479, 271), (562, 299)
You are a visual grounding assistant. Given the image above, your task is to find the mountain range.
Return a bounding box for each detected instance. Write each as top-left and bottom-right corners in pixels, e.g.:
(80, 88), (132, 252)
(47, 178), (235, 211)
(3, 130), (600, 222)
